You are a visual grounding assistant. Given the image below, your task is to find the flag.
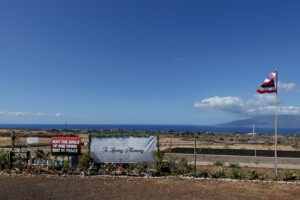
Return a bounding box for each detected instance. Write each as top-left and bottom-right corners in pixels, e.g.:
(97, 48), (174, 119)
(256, 71), (277, 94)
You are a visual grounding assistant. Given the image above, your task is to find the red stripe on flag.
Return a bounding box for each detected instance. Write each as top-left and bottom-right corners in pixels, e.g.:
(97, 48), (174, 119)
(256, 89), (277, 94)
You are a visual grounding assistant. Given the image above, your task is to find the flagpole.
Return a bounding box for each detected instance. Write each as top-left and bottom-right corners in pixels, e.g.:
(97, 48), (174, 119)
(275, 69), (278, 177)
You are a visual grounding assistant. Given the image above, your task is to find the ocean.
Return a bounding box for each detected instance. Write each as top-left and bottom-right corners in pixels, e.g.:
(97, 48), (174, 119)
(0, 124), (299, 135)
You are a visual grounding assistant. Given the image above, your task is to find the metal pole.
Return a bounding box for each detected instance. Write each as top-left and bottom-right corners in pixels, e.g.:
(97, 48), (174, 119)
(274, 69), (278, 177)
(253, 124), (256, 157)
(156, 131), (160, 172)
(194, 133), (197, 175)
(157, 131), (160, 153)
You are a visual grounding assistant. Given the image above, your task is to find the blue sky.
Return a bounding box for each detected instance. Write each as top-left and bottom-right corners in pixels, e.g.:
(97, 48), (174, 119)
(1, 0), (300, 125)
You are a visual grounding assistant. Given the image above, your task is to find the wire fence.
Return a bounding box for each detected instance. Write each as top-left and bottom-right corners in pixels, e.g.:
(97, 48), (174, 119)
(160, 132), (300, 178)
(1, 131), (300, 179)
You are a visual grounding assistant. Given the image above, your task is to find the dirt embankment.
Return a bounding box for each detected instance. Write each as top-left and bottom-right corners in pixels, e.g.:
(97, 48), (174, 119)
(0, 176), (299, 200)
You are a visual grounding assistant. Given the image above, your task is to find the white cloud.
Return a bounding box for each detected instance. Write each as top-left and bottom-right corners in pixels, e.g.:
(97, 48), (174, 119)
(278, 82), (297, 92)
(194, 96), (244, 114)
(55, 113), (63, 117)
(0, 111), (63, 117)
(278, 106), (300, 115)
(194, 95), (300, 116)
(5, 112), (45, 117)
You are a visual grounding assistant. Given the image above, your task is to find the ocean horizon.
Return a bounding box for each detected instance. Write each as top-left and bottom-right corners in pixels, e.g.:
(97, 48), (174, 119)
(0, 124), (300, 135)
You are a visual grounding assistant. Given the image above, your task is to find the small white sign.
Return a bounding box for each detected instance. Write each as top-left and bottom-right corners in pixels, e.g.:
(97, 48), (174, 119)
(27, 137), (39, 144)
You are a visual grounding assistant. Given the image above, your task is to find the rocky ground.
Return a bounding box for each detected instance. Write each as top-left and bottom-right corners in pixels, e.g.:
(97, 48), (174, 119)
(0, 176), (300, 200)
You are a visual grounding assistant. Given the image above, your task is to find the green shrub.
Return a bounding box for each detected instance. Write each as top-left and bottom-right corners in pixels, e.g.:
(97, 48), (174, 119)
(213, 161), (223, 167)
(198, 170), (209, 178)
(154, 151), (193, 176)
(166, 157), (193, 176)
(63, 160), (70, 170)
(79, 153), (93, 171)
(176, 158), (193, 175)
(216, 166), (226, 178)
(127, 163), (136, 171)
(211, 166), (226, 178)
(134, 163), (143, 170)
(102, 164), (117, 175)
(0, 150), (10, 169)
(283, 170), (297, 181)
(187, 172), (196, 177)
(229, 163), (240, 169)
(259, 172), (268, 181)
(249, 170), (259, 180)
(230, 168), (244, 180)
(152, 150), (165, 175)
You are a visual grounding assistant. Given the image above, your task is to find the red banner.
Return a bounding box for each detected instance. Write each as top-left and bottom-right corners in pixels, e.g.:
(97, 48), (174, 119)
(51, 137), (81, 156)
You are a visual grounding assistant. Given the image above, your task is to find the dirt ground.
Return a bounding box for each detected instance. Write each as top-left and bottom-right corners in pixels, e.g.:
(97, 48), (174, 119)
(0, 176), (299, 200)
(159, 136), (300, 151)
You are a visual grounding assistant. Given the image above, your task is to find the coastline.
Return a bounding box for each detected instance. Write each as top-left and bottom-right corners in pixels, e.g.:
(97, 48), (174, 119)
(0, 124), (299, 134)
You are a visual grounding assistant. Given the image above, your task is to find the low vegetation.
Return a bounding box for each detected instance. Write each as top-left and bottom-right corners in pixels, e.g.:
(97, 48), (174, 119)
(0, 150), (10, 169)
(0, 153), (299, 182)
(230, 168), (244, 180)
(283, 170), (297, 181)
(248, 170), (259, 180)
(213, 161), (224, 167)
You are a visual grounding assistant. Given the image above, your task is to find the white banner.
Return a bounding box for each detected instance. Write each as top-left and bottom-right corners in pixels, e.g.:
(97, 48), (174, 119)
(90, 136), (156, 163)
(27, 137), (39, 144)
